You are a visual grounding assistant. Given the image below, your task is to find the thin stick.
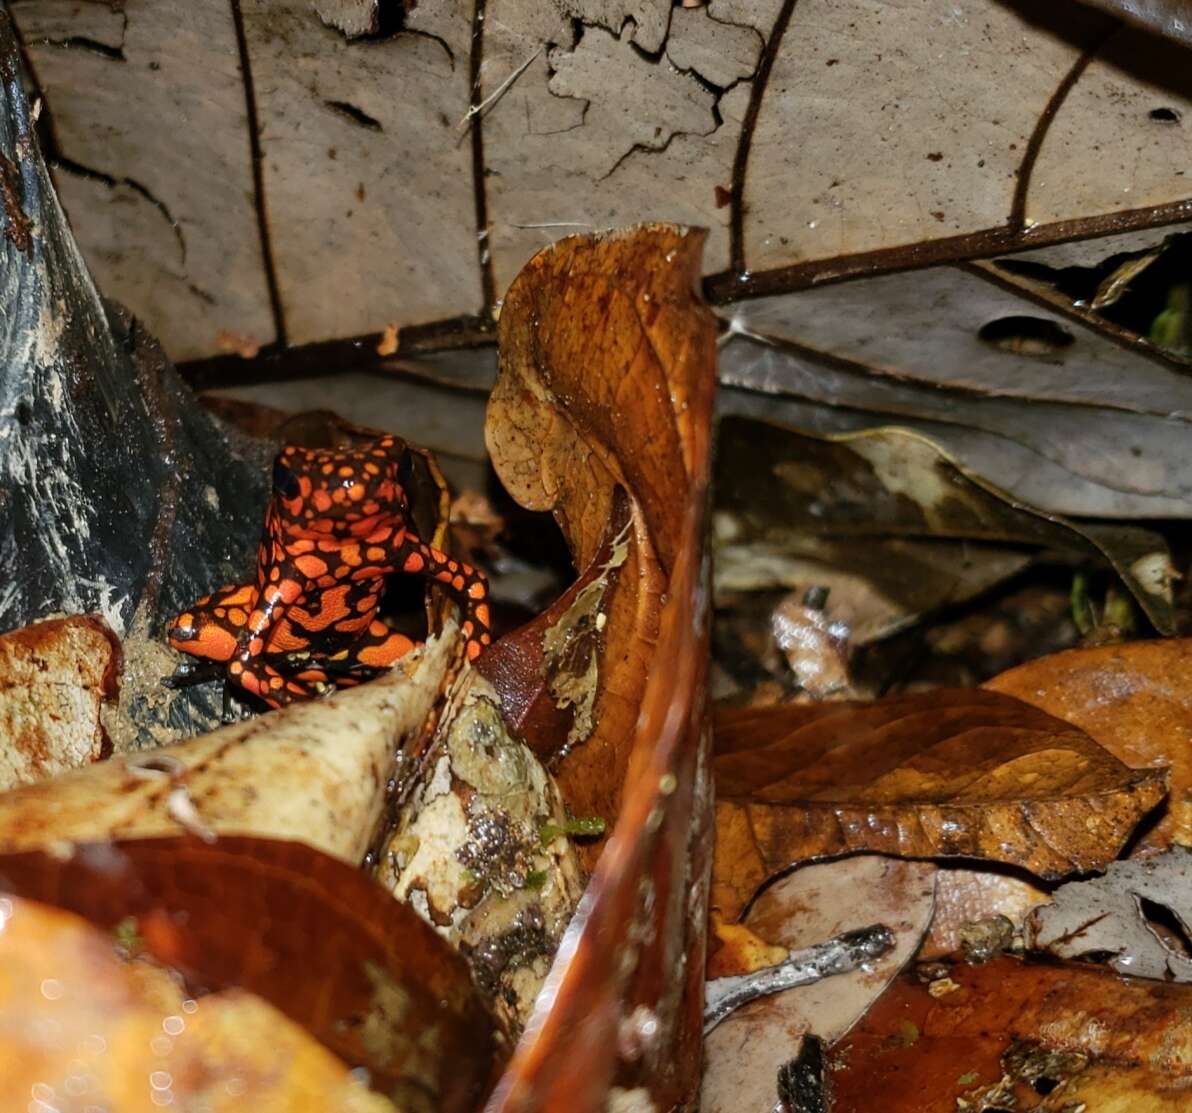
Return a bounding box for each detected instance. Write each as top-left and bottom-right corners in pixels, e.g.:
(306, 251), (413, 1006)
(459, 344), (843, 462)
(459, 46), (542, 133)
(703, 923), (895, 1034)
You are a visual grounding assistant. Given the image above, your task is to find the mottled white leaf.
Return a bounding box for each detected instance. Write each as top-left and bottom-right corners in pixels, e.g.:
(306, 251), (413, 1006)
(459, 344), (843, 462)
(1027, 847), (1192, 981)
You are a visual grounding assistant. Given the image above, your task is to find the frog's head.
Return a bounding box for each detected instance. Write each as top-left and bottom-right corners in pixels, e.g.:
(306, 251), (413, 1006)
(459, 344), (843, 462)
(270, 437), (409, 538)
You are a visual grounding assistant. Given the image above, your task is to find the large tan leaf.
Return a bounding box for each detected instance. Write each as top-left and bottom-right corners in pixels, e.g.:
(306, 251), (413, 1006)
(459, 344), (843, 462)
(16, 1), (1192, 375)
(712, 689), (1167, 921)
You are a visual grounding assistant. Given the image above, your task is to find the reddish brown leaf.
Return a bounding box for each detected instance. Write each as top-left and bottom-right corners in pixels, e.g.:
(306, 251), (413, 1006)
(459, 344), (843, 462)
(0, 835), (499, 1110)
(987, 637), (1192, 853)
(0, 895), (399, 1113)
(712, 689), (1167, 921)
(0, 615), (120, 792)
(481, 225), (716, 1112)
(830, 956), (1192, 1112)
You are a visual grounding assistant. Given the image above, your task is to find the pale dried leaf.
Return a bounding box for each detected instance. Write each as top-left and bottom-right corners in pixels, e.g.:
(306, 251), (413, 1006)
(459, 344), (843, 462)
(1027, 847), (1192, 981)
(13, 0), (273, 361)
(0, 627), (455, 860)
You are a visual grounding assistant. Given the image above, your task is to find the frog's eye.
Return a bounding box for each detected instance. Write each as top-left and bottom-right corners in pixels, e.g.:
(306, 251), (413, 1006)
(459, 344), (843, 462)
(272, 457), (301, 499)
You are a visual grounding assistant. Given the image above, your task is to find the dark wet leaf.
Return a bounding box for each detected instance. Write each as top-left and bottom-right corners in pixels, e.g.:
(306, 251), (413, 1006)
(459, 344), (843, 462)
(829, 956), (1192, 1112)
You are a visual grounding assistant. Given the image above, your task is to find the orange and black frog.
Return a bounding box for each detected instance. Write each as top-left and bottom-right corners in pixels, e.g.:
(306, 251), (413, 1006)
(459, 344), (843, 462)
(165, 435), (492, 710)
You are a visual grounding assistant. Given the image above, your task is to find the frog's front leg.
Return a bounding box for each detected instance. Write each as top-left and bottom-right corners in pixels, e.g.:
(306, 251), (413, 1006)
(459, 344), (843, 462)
(228, 567), (319, 708)
(392, 535), (493, 661)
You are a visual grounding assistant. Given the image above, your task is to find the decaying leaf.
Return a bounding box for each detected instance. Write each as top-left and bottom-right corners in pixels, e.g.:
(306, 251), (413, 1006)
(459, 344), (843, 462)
(712, 689), (1167, 921)
(987, 637), (1192, 852)
(1027, 846), (1192, 981)
(713, 415), (1176, 632)
(0, 628), (456, 860)
(0, 615), (120, 792)
(0, 838), (497, 1111)
(701, 855), (935, 1113)
(0, 895), (396, 1113)
(376, 669), (586, 1037)
(482, 225), (716, 1111)
(829, 955), (1192, 1112)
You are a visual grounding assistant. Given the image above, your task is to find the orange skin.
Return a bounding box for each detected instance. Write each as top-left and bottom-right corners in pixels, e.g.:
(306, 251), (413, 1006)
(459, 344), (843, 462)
(166, 436), (492, 709)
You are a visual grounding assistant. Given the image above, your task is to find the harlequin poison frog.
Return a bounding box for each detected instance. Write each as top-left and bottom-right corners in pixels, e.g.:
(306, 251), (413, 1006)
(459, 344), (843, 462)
(166, 436), (491, 709)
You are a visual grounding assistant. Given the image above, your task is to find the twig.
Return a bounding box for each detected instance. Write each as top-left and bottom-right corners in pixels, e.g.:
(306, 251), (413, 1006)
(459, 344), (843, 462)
(458, 46), (542, 134)
(703, 923), (895, 1034)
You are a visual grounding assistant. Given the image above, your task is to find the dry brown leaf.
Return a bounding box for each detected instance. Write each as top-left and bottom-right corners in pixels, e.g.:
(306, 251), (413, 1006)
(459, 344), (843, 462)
(701, 855), (935, 1113)
(0, 628), (455, 859)
(481, 225), (716, 1111)
(0, 894), (396, 1113)
(484, 222), (716, 832)
(987, 637), (1192, 852)
(712, 689), (1167, 921)
(829, 956), (1192, 1112)
(0, 615), (120, 792)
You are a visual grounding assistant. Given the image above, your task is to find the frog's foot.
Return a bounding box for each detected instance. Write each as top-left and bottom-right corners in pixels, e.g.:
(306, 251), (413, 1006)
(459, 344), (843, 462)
(162, 659), (227, 689)
(228, 657), (318, 709)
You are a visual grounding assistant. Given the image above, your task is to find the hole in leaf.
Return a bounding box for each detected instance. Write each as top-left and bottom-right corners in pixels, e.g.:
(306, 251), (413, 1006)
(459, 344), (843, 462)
(15, 401), (32, 425)
(1149, 107), (1182, 123)
(977, 316), (1075, 357)
(1138, 896), (1192, 960)
(1032, 1076), (1060, 1096)
(324, 100), (384, 131)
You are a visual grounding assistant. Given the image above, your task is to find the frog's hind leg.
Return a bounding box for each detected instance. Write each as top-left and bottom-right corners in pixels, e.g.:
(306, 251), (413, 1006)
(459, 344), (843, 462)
(326, 619), (417, 679)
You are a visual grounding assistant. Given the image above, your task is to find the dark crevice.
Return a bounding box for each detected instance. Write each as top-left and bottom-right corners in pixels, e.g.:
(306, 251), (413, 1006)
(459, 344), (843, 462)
(324, 99), (383, 131)
(40, 36), (125, 61)
(229, 0), (288, 348)
(728, 0), (797, 276)
(597, 122), (716, 183)
(468, 0), (496, 313)
(354, 1), (456, 67)
(52, 154), (186, 265)
(970, 232), (1192, 373)
(1138, 896), (1192, 959)
(977, 314), (1075, 356)
(1010, 22), (1116, 233)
